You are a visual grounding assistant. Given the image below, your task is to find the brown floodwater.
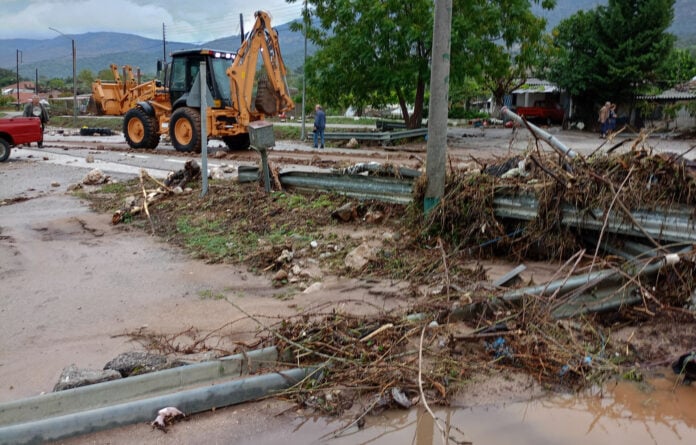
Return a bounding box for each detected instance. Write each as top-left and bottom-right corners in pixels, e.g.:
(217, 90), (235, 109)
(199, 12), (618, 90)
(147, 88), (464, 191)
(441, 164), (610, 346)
(266, 373), (696, 445)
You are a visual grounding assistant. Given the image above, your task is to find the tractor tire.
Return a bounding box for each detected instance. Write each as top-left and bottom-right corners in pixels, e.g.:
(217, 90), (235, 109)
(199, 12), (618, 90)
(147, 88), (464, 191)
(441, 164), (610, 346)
(124, 107), (160, 149)
(222, 134), (250, 150)
(0, 137), (10, 162)
(170, 108), (202, 153)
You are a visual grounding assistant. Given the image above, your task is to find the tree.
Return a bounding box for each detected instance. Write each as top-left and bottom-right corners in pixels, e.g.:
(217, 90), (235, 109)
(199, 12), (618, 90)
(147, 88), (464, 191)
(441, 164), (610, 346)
(289, 0), (554, 127)
(77, 69), (95, 94)
(657, 48), (696, 87)
(452, 0), (554, 114)
(545, 0), (676, 119)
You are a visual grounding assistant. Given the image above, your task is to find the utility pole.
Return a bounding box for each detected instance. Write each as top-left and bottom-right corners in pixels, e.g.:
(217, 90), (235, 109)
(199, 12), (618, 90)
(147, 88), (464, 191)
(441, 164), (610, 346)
(71, 38), (77, 126)
(35, 69), (38, 95)
(49, 27), (77, 125)
(15, 49), (22, 110)
(300, 0), (308, 142)
(424, 0), (452, 213)
(239, 14), (244, 45)
(162, 23), (167, 63)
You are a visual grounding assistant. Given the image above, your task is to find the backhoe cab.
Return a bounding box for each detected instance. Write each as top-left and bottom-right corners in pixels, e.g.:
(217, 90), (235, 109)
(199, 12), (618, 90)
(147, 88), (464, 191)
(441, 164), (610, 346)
(123, 10), (294, 153)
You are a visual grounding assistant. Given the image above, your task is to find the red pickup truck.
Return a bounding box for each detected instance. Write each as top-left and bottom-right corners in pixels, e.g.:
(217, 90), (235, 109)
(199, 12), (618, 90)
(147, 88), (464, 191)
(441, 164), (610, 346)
(0, 116), (43, 162)
(515, 101), (565, 125)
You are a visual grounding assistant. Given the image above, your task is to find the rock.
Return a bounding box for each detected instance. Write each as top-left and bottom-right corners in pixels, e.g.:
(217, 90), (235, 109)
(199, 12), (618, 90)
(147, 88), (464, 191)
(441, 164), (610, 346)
(299, 264), (323, 280)
(103, 351), (184, 377)
(124, 195), (137, 208)
(364, 210), (384, 224)
(303, 282), (323, 294)
(211, 167), (226, 180)
(67, 183), (83, 192)
(53, 364), (121, 391)
(310, 240), (319, 249)
(345, 242), (380, 270)
(173, 186), (184, 194)
(82, 169), (109, 185)
(346, 138), (359, 148)
(276, 249), (294, 263)
(332, 203), (357, 222)
(50, 181), (61, 188)
(85, 154), (95, 163)
(273, 269), (288, 281)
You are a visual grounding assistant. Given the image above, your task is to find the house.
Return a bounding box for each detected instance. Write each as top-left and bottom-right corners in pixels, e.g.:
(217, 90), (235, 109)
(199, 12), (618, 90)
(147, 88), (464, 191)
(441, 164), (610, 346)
(1, 81), (38, 106)
(636, 77), (696, 129)
(508, 78), (573, 120)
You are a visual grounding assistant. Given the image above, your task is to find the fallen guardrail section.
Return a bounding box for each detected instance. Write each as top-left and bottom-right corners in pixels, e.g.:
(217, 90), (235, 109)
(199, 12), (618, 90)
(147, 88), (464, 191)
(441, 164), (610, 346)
(306, 127), (428, 145)
(0, 347), (313, 444)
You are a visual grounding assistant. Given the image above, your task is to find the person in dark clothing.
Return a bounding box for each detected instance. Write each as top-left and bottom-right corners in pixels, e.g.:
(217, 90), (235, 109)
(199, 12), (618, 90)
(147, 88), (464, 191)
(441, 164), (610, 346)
(23, 95), (49, 147)
(313, 104), (326, 149)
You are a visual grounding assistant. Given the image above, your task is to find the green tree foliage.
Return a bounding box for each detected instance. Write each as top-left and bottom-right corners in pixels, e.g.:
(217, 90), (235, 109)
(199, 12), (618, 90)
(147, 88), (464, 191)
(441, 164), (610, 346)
(546, 0), (676, 105)
(289, 0), (554, 127)
(97, 68), (116, 81)
(454, 0), (555, 112)
(0, 67), (20, 88)
(77, 69), (95, 94)
(656, 48), (696, 87)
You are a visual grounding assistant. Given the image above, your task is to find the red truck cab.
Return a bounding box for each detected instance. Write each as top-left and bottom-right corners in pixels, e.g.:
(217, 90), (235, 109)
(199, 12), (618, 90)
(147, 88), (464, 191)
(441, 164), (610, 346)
(515, 100), (565, 125)
(0, 117), (43, 162)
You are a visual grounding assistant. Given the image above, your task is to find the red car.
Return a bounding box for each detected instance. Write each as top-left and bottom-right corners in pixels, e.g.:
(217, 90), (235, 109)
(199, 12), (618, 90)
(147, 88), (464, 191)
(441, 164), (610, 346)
(0, 116), (43, 162)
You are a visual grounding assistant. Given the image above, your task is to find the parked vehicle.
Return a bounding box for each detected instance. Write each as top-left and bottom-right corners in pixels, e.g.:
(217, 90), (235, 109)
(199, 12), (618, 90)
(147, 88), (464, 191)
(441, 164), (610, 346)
(0, 117), (43, 162)
(514, 100), (565, 125)
(122, 10), (294, 152)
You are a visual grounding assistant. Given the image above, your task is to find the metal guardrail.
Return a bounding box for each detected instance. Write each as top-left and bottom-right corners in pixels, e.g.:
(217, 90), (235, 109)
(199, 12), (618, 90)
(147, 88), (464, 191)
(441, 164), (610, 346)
(310, 128), (428, 144)
(493, 192), (696, 244)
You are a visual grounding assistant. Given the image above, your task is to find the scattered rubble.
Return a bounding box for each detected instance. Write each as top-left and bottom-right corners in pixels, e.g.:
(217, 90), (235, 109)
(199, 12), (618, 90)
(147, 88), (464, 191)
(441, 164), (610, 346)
(53, 365), (121, 392)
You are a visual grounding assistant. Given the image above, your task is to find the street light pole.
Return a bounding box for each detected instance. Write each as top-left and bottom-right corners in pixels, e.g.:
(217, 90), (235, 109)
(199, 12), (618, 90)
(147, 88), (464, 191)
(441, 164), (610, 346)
(49, 27), (77, 125)
(300, 0), (308, 141)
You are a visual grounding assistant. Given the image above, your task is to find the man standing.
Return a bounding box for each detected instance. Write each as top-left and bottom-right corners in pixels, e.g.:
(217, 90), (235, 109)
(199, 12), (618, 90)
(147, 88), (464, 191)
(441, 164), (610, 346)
(598, 101), (610, 138)
(313, 104), (326, 149)
(23, 95), (50, 147)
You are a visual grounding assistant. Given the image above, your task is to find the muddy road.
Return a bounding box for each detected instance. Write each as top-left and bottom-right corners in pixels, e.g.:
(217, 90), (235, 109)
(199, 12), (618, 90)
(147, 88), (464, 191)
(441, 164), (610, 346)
(2, 126), (696, 444)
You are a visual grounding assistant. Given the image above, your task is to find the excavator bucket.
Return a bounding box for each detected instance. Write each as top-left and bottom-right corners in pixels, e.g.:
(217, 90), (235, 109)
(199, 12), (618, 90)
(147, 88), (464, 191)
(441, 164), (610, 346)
(254, 75), (278, 116)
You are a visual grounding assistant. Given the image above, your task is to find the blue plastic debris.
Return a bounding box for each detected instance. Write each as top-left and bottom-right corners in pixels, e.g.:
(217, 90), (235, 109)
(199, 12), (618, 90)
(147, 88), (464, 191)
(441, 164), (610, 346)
(485, 336), (513, 359)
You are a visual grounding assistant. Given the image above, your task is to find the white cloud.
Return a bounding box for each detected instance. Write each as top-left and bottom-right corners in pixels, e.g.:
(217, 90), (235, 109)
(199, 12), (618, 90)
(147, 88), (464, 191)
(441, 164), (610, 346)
(1, 0), (303, 42)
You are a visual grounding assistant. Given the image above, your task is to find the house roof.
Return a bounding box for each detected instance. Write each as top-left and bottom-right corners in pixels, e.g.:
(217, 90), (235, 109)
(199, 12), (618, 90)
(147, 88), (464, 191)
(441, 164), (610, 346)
(637, 89), (696, 100)
(511, 78), (560, 94)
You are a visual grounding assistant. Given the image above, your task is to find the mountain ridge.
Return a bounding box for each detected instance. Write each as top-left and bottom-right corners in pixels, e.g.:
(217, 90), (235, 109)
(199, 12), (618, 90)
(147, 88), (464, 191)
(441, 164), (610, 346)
(1, 0), (693, 81)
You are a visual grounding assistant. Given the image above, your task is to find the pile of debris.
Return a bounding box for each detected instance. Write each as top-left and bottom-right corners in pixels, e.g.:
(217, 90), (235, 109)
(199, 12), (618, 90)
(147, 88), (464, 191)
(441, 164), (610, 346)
(256, 129), (696, 414)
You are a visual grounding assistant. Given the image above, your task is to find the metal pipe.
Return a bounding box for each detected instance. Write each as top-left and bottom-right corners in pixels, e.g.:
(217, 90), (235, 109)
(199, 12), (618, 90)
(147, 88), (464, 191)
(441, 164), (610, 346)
(502, 247), (690, 303)
(0, 367), (312, 444)
(501, 106), (578, 159)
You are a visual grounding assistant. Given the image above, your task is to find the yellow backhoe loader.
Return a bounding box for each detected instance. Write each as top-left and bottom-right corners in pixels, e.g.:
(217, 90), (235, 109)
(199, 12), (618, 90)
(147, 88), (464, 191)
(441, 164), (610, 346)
(122, 10), (294, 152)
(91, 64), (162, 116)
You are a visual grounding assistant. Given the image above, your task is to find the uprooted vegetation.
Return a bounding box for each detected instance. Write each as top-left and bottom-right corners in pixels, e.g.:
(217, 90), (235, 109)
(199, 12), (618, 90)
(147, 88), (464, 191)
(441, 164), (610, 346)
(83, 134), (696, 416)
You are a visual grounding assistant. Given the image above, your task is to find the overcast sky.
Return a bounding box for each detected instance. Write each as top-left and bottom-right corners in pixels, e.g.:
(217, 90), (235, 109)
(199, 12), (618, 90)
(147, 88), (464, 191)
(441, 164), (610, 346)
(1, 0), (304, 42)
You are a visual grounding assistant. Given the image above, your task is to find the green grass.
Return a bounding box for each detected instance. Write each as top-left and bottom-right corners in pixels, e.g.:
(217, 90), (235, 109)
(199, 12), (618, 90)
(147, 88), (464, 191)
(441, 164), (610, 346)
(98, 182), (128, 193)
(50, 116), (124, 131)
(197, 289), (226, 300)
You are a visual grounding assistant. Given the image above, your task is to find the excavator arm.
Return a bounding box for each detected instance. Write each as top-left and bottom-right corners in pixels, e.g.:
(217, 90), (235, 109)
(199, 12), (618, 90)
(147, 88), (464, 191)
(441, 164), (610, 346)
(226, 10), (294, 126)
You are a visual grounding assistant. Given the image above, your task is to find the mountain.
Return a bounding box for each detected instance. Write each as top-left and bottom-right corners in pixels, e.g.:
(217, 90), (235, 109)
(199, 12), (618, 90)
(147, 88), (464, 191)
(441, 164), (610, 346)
(532, 0), (695, 45)
(1, 1), (693, 82)
(0, 21), (309, 81)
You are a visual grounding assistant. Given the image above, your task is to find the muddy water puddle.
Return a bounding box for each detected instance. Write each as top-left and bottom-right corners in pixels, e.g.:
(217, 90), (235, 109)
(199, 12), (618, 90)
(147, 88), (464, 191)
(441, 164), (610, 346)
(277, 373), (696, 445)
